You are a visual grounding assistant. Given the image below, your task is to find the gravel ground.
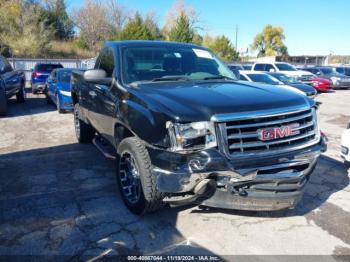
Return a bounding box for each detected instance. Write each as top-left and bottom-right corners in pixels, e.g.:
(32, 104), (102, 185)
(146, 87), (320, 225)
(0, 88), (349, 260)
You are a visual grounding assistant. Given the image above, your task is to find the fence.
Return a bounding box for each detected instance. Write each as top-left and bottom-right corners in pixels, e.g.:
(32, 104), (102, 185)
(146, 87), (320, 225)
(7, 58), (96, 86)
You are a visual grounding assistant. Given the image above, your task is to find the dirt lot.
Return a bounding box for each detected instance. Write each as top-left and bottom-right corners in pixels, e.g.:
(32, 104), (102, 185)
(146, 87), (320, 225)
(0, 89), (349, 259)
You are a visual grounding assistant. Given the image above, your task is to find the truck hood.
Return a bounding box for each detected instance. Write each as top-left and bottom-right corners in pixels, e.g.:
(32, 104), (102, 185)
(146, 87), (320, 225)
(134, 81), (313, 122)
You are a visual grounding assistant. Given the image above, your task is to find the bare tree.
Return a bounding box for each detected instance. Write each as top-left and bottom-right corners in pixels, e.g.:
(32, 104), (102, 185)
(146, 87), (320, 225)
(106, 0), (128, 33)
(72, 0), (111, 51)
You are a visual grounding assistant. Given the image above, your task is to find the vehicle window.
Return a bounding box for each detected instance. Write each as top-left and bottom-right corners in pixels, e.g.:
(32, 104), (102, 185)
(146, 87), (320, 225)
(34, 64), (63, 71)
(265, 64), (275, 71)
(275, 63), (297, 71)
(254, 64), (265, 71)
(58, 71), (72, 83)
(0, 58), (6, 73)
(98, 48), (115, 78)
(272, 73), (299, 84)
(336, 68), (345, 74)
(345, 68), (350, 75)
(228, 65), (244, 70)
(121, 46), (235, 84)
(239, 74), (248, 81)
(319, 67), (333, 74)
(247, 74), (281, 85)
(242, 65), (252, 70)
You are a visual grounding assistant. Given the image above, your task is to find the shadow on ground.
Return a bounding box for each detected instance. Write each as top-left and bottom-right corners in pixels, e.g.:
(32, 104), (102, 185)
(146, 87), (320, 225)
(0, 143), (218, 258)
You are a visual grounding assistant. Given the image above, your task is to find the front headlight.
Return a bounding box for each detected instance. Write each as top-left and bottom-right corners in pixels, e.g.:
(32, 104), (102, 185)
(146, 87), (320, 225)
(167, 121), (217, 152)
(60, 90), (71, 97)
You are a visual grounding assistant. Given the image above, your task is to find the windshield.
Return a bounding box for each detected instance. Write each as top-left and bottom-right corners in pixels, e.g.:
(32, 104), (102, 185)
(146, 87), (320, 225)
(271, 73), (299, 84)
(319, 67), (334, 74)
(35, 64), (63, 71)
(121, 46), (236, 84)
(58, 70), (72, 83)
(275, 63), (297, 71)
(247, 74), (282, 85)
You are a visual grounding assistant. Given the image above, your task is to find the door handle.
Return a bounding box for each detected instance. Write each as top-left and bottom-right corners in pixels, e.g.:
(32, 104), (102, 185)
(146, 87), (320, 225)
(89, 91), (97, 97)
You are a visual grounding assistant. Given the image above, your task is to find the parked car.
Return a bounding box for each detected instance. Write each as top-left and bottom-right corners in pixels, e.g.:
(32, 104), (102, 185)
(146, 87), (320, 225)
(251, 62), (315, 84)
(0, 55), (26, 116)
(267, 72), (318, 97)
(341, 122), (350, 165)
(310, 77), (333, 92)
(227, 64), (244, 78)
(31, 63), (63, 94)
(239, 71), (317, 98)
(71, 41), (326, 215)
(302, 66), (350, 89)
(242, 64), (253, 70)
(333, 66), (350, 77)
(46, 68), (79, 113)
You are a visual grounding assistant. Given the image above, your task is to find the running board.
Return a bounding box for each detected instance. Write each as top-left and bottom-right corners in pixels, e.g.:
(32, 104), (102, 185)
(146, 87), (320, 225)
(92, 136), (116, 160)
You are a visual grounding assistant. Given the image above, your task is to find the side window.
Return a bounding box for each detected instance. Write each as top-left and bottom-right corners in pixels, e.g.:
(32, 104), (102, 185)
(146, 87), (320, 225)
(265, 64), (275, 71)
(254, 64), (265, 71)
(98, 48), (115, 78)
(239, 74), (248, 81)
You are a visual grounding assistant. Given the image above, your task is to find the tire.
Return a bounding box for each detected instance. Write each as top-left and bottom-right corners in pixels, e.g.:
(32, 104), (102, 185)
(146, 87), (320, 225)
(16, 83), (26, 103)
(31, 85), (37, 95)
(56, 94), (64, 113)
(74, 103), (95, 143)
(0, 85), (7, 116)
(116, 137), (165, 215)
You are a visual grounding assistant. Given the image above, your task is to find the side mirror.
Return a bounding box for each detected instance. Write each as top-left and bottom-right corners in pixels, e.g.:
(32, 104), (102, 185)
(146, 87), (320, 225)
(269, 68), (276, 72)
(84, 69), (112, 85)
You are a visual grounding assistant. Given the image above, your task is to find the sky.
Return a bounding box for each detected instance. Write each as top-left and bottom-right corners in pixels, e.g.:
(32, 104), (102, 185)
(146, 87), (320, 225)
(68, 0), (350, 56)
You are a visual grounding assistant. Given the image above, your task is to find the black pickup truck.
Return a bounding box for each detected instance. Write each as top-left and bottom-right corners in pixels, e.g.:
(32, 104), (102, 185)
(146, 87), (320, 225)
(0, 55), (26, 116)
(71, 41), (326, 215)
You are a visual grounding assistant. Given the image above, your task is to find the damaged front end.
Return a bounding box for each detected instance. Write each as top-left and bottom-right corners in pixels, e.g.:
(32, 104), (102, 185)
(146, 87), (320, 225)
(149, 106), (325, 211)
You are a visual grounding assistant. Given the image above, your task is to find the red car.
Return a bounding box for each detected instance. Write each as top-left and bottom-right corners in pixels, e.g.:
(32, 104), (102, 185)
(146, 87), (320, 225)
(311, 77), (333, 91)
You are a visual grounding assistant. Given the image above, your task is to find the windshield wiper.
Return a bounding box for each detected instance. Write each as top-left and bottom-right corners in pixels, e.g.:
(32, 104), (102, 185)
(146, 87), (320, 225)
(202, 75), (235, 81)
(151, 76), (191, 82)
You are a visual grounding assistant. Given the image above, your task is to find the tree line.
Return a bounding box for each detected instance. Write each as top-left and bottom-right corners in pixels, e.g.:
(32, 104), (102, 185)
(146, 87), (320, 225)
(0, 0), (288, 60)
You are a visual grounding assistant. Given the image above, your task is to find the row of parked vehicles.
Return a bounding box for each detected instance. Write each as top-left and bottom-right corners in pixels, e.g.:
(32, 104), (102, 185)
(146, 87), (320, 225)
(0, 41), (348, 215)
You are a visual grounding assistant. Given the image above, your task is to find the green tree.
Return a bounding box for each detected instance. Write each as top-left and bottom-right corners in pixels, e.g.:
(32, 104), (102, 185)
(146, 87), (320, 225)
(0, 0), (53, 57)
(168, 12), (194, 43)
(203, 35), (239, 62)
(251, 24), (288, 57)
(119, 12), (154, 40)
(41, 0), (74, 40)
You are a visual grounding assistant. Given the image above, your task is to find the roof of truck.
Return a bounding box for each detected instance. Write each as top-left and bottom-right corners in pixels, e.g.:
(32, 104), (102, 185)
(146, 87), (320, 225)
(105, 40), (207, 49)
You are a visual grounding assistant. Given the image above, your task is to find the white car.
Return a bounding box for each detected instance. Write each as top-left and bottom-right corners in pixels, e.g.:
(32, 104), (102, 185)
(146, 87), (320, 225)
(238, 70), (309, 97)
(251, 62), (315, 84)
(341, 123), (350, 164)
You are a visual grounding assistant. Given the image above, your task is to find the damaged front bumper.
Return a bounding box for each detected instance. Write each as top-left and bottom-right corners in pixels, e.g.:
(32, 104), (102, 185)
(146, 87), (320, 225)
(149, 139), (325, 211)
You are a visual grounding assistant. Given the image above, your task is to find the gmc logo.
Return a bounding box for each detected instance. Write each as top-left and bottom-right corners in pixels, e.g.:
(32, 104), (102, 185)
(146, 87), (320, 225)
(258, 124), (300, 141)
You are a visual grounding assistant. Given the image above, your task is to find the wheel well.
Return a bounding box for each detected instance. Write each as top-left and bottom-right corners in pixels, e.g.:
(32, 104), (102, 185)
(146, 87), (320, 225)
(114, 124), (133, 148)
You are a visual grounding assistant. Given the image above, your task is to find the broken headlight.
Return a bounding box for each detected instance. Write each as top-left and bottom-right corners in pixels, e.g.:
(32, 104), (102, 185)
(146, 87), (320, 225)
(167, 121), (217, 152)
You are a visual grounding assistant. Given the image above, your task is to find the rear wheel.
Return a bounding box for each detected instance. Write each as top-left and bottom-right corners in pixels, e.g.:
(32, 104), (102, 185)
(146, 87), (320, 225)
(16, 83), (26, 103)
(0, 85), (7, 116)
(116, 137), (165, 215)
(74, 103), (95, 143)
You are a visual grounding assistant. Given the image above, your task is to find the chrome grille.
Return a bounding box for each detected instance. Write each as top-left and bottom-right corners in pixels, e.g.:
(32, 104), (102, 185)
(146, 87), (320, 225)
(219, 108), (319, 156)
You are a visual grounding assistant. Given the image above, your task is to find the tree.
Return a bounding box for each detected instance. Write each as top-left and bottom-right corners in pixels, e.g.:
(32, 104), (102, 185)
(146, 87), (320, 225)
(106, 0), (128, 34)
(72, 0), (111, 51)
(119, 12), (154, 40)
(203, 35), (239, 62)
(0, 0), (53, 57)
(163, 0), (199, 42)
(41, 0), (74, 40)
(251, 24), (288, 57)
(144, 12), (162, 40)
(168, 13), (194, 43)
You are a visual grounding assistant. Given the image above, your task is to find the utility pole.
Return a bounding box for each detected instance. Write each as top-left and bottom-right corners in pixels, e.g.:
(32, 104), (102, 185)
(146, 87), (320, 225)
(235, 24), (238, 50)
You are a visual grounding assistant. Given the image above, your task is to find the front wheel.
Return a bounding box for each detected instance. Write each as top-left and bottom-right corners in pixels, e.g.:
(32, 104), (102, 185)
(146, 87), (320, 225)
(116, 137), (165, 215)
(0, 85), (7, 116)
(73, 103), (95, 143)
(16, 84), (26, 103)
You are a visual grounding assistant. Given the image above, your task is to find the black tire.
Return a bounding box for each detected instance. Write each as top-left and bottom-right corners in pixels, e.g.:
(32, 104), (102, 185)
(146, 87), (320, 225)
(56, 94), (64, 113)
(31, 86), (37, 95)
(74, 103), (95, 143)
(16, 83), (26, 103)
(0, 85), (7, 116)
(116, 137), (165, 215)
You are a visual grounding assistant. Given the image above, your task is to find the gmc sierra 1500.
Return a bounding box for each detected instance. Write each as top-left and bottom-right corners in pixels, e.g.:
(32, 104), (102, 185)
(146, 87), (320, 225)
(71, 41), (326, 215)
